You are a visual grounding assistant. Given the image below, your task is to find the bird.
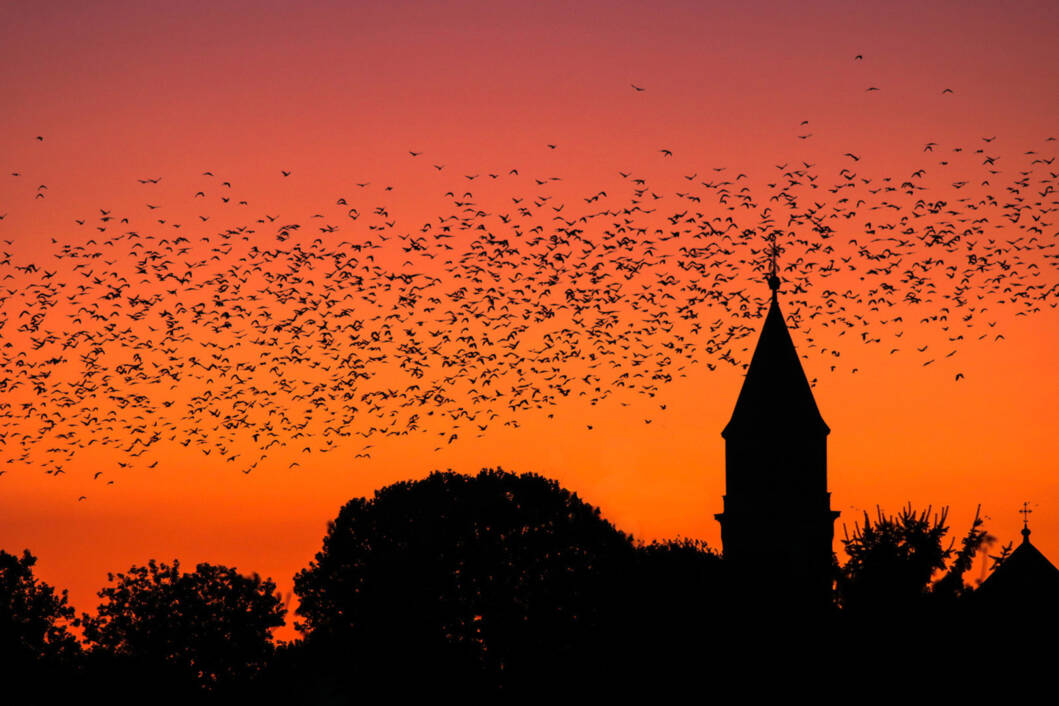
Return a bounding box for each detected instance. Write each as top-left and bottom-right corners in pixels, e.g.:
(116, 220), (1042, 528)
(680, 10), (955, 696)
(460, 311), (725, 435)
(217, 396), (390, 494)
(660, 149), (673, 157)
(0, 126), (1052, 485)
(631, 84), (645, 92)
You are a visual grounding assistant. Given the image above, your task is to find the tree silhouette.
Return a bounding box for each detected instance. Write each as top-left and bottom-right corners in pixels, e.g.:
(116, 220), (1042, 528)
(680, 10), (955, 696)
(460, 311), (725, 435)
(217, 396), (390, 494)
(0, 549), (80, 665)
(620, 538), (732, 677)
(828, 506), (1003, 688)
(81, 559), (286, 691)
(291, 468), (636, 694)
(836, 505), (989, 614)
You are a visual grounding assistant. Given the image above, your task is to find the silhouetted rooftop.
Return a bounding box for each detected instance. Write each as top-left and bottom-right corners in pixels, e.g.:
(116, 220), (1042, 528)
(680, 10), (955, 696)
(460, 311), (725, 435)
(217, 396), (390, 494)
(977, 527), (1059, 602)
(722, 291), (829, 439)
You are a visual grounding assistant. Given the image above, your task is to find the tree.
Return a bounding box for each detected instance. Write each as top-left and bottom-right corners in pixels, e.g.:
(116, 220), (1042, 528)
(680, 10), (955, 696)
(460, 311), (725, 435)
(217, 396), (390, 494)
(292, 468), (635, 693)
(623, 539), (729, 674)
(81, 559), (286, 691)
(0, 549), (80, 664)
(836, 504), (989, 614)
(829, 506), (996, 687)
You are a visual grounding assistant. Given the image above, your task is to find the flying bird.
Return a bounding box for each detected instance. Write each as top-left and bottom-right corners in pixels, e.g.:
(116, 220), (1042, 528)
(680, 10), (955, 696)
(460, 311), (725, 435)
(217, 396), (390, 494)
(0, 125), (1052, 486)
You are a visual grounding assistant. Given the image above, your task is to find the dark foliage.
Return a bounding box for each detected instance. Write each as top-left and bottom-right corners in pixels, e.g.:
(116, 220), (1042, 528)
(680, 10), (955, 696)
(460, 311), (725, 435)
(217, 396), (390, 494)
(292, 468), (637, 694)
(836, 504), (989, 615)
(11, 484), (1047, 701)
(0, 549), (81, 664)
(828, 503), (1001, 688)
(0, 549), (87, 701)
(80, 559), (286, 692)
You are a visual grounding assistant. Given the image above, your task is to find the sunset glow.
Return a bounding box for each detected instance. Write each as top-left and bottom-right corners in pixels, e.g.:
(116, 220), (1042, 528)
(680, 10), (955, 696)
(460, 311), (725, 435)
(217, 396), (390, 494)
(1, 0), (1056, 641)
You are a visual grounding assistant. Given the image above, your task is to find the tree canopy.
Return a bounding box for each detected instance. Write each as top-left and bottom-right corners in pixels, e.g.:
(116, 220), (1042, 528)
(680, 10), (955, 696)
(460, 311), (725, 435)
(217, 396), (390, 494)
(6, 486), (1021, 698)
(0, 549), (80, 664)
(81, 559), (286, 691)
(293, 468), (637, 690)
(836, 504), (989, 614)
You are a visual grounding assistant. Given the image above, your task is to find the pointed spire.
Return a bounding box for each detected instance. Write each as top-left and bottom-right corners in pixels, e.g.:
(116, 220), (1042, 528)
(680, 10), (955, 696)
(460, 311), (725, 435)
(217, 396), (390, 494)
(722, 269), (828, 439)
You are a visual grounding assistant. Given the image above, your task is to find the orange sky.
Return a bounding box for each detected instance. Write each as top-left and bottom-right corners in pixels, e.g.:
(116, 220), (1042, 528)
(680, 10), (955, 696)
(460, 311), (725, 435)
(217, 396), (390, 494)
(1, 0), (1056, 639)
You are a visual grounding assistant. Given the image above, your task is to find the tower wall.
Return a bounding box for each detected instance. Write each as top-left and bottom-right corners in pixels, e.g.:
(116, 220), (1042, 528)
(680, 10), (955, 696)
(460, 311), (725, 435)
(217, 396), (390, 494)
(715, 294), (839, 608)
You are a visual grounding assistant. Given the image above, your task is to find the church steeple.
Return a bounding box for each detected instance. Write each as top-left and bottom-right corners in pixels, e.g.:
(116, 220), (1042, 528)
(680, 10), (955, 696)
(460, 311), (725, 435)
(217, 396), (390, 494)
(715, 264), (839, 606)
(721, 290), (829, 441)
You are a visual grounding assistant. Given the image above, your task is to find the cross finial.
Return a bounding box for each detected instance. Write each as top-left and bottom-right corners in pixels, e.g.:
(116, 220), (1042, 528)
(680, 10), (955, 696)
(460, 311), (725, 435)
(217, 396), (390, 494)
(1019, 501), (1033, 542)
(767, 240), (781, 294)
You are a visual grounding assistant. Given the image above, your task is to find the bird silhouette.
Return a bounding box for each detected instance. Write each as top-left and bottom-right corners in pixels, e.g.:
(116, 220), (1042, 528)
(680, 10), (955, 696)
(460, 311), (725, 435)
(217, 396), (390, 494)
(0, 122), (1052, 485)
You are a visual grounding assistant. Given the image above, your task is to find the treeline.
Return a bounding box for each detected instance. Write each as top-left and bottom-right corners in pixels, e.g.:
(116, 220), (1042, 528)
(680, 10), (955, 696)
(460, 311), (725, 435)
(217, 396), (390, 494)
(2, 469), (1052, 702)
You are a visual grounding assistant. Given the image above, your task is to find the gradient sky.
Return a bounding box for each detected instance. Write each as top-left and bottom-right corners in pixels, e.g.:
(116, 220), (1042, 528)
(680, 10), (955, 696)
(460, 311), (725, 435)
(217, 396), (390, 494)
(1, 0), (1056, 639)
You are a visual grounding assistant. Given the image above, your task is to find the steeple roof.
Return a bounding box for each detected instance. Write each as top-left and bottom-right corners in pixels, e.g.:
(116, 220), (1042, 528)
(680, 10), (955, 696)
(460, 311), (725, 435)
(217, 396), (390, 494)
(978, 526), (1059, 595)
(722, 291), (829, 438)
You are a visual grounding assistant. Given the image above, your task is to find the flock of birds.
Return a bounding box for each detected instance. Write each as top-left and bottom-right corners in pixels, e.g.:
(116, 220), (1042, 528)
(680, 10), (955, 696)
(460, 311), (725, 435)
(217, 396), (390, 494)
(1, 75), (1056, 496)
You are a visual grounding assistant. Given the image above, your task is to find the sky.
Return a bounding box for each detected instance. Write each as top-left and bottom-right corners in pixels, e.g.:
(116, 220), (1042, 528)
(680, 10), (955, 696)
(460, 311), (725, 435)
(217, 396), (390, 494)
(1, 0), (1056, 638)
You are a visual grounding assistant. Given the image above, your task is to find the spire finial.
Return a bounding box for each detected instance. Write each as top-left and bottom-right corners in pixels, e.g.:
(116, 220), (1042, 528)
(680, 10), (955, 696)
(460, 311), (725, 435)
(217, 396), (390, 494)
(767, 240), (781, 295)
(1019, 501), (1033, 542)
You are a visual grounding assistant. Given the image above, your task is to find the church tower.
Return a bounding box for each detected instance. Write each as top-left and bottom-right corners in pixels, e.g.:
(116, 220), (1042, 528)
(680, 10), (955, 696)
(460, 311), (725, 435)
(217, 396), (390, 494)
(715, 268), (839, 606)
